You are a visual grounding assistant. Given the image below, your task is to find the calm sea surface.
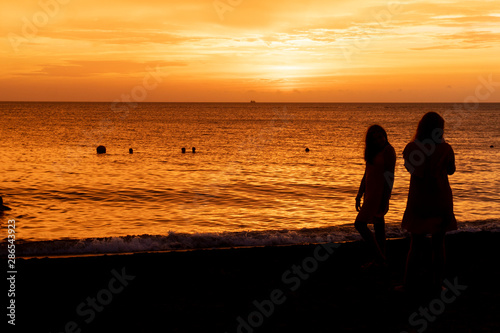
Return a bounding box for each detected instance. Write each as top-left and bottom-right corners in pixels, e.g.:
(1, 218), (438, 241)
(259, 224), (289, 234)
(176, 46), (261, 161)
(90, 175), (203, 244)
(0, 102), (499, 251)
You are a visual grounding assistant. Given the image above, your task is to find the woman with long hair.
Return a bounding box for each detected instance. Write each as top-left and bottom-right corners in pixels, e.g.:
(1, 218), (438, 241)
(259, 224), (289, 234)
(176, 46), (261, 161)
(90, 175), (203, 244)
(355, 125), (396, 268)
(402, 112), (456, 292)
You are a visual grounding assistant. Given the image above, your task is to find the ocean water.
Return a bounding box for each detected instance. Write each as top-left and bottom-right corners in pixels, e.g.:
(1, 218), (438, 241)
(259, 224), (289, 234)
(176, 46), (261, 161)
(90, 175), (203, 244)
(0, 102), (499, 256)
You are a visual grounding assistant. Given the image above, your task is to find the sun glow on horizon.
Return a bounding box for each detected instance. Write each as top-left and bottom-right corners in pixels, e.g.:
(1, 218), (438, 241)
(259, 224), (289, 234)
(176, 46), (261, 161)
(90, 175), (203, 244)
(1, 0), (499, 102)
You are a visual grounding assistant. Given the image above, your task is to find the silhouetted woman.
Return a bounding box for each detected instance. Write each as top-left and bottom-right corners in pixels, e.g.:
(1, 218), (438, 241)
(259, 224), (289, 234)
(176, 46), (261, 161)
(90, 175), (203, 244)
(355, 125), (396, 267)
(402, 112), (456, 292)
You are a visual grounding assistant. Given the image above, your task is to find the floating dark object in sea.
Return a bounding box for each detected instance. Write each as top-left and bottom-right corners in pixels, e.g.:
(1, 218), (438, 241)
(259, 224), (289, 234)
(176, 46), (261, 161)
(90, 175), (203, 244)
(129, 148), (133, 154)
(305, 148), (310, 152)
(0, 196), (11, 211)
(97, 145), (106, 154)
(181, 147), (186, 153)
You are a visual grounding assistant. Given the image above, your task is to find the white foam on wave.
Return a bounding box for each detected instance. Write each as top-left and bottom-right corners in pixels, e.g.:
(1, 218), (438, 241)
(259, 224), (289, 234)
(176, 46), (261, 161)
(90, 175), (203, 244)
(7, 219), (499, 257)
(452, 219), (500, 233)
(12, 230), (358, 257)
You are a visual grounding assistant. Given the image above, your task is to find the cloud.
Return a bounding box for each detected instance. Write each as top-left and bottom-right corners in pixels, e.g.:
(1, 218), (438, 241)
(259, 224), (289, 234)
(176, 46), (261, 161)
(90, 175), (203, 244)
(21, 60), (186, 77)
(38, 29), (207, 46)
(410, 31), (500, 50)
(2, 0), (500, 101)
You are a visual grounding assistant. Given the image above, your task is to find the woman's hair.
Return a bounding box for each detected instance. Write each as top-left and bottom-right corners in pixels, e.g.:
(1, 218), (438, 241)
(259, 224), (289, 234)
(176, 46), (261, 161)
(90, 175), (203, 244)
(364, 125), (388, 164)
(413, 112), (445, 142)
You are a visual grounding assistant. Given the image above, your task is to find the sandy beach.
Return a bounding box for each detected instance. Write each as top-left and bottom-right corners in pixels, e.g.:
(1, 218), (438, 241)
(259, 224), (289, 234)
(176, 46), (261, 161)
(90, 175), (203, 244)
(9, 231), (499, 333)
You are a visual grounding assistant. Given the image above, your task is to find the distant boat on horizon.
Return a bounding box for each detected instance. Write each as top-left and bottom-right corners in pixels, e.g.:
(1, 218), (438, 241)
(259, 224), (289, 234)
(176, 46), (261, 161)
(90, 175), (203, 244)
(250, 100), (256, 103)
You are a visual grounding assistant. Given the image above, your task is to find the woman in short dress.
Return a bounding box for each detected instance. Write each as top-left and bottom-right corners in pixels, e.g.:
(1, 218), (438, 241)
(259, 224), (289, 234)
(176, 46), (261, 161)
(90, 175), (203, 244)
(355, 125), (396, 267)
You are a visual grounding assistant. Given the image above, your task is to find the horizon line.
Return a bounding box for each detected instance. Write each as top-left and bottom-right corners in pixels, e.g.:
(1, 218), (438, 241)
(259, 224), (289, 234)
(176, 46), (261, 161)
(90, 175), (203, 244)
(2, 101), (500, 104)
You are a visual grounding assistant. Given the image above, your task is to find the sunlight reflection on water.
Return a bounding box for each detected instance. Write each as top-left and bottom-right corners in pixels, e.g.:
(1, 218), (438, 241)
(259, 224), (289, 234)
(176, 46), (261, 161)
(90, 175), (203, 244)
(0, 102), (498, 241)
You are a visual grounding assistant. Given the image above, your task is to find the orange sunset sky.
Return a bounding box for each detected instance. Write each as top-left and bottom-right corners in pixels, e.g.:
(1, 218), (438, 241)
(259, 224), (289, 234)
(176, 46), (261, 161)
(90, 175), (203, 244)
(1, 0), (499, 102)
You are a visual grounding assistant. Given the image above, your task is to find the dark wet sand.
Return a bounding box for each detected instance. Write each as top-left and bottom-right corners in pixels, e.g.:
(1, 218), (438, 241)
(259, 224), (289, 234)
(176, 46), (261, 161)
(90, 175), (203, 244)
(12, 232), (500, 333)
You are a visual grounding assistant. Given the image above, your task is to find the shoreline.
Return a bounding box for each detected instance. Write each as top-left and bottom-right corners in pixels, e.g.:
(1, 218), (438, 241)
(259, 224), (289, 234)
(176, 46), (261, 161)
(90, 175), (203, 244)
(4, 219), (499, 258)
(12, 231), (500, 332)
(13, 238), (407, 259)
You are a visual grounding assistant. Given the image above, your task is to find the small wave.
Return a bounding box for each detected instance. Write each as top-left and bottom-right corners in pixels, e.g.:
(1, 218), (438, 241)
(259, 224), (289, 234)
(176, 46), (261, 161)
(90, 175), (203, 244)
(450, 219), (500, 233)
(3, 219), (498, 257)
(7, 229), (356, 257)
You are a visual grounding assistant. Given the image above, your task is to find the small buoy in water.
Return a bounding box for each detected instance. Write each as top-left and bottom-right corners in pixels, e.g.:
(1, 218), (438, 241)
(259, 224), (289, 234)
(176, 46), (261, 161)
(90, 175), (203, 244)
(181, 147), (186, 154)
(129, 148), (133, 154)
(97, 145), (106, 154)
(490, 145), (494, 148)
(305, 148), (310, 152)
(192, 147), (196, 153)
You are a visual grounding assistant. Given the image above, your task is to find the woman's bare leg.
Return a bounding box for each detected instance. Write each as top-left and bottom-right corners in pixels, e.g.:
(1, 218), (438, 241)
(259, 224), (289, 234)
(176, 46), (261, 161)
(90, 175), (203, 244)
(404, 233), (425, 290)
(373, 217), (386, 257)
(431, 231), (446, 291)
(355, 219), (386, 264)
